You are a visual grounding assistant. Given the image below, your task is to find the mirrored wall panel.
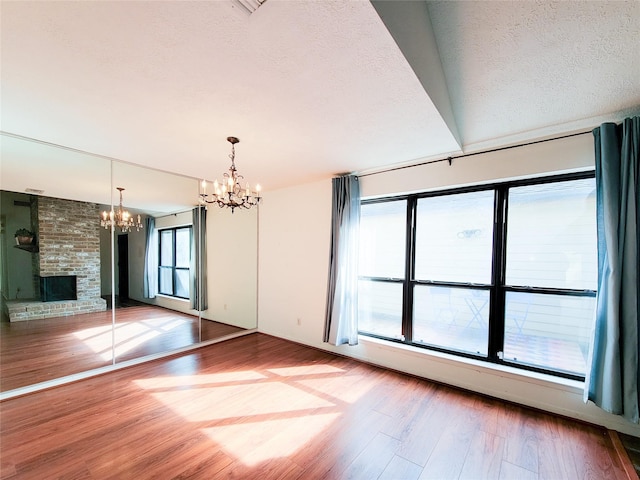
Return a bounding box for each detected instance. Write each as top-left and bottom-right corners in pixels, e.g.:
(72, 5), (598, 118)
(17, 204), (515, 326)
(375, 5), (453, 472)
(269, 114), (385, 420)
(110, 161), (202, 364)
(0, 134), (258, 393)
(1, 134), (113, 390)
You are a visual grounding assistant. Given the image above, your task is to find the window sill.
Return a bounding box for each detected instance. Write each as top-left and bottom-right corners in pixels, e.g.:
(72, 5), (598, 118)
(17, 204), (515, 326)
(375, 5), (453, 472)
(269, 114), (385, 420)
(358, 334), (585, 394)
(155, 294), (190, 303)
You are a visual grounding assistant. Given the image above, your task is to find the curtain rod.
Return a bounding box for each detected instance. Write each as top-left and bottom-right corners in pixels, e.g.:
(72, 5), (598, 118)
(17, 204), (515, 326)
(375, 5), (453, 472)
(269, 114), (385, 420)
(154, 208), (194, 220)
(357, 130), (592, 178)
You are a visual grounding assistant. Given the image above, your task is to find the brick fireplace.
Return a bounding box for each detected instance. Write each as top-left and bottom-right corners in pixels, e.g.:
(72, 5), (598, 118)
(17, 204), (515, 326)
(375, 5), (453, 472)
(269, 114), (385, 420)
(7, 196), (107, 322)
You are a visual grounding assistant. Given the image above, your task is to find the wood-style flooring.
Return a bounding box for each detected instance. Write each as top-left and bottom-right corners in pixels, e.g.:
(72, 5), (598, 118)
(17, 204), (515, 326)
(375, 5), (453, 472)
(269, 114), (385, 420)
(0, 333), (633, 479)
(0, 305), (243, 392)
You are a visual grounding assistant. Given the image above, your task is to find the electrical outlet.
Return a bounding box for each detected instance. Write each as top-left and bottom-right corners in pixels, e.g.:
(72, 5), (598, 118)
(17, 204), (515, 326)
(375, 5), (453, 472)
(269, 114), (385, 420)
(296, 317), (301, 326)
(224, 304), (227, 310)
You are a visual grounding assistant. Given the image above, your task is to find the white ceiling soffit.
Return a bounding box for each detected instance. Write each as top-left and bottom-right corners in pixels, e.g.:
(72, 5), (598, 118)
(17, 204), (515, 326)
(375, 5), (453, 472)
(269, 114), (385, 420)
(370, 0), (461, 147)
(426, 0), (640, 150)
(0, 0), (461, 192)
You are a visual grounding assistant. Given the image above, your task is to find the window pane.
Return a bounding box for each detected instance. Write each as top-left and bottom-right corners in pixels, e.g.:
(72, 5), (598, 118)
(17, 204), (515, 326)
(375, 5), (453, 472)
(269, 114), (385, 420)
(413, 286), (489, 355)
(359, 201), (406, 278)
(503, 292), (595, 375)
(506, 179), (597, 289)
(175, 269), (190, 298)
(175, 228), (191, 267)
(159, 267), (173, 295)
(415, 191), (494, 283)
(160, 230), (174, 266)
(358, 280), (403, 339)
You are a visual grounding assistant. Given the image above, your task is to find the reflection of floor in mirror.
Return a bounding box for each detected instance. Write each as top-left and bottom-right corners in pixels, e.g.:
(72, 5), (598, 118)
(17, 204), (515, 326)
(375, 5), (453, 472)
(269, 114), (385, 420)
(0, 305), (243, 392)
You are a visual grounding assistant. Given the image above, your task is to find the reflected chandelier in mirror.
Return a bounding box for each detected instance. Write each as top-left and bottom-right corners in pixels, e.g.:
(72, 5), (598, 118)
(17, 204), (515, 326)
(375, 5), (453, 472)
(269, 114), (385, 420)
(100, 187), (143, 233)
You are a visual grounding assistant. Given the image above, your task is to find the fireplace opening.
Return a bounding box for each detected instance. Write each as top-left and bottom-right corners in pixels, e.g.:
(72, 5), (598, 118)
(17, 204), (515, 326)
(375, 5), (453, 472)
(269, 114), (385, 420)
(40, 275), (77, 302)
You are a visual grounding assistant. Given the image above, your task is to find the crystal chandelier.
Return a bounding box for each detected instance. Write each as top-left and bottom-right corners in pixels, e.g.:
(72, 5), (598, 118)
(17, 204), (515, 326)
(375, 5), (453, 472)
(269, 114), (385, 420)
(199, 136), (261, 213)
(100, 187), (143, 233)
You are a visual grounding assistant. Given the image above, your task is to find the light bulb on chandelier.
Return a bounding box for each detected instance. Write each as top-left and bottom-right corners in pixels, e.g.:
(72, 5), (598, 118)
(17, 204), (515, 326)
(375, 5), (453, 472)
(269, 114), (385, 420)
(199, 136), (261, 213)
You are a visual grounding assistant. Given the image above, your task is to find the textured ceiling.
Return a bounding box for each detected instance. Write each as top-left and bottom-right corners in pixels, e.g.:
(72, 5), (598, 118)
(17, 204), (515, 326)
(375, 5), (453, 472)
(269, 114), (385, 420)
(1, 0), (639, 197)
(427, 0), (640, 149)
(1, 0), (458, 193)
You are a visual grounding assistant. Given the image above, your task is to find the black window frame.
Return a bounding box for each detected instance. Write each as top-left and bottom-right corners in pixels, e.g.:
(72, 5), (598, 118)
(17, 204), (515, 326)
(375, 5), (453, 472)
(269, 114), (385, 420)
(359, 171), (596, 381)
(158, 226), (192, 300)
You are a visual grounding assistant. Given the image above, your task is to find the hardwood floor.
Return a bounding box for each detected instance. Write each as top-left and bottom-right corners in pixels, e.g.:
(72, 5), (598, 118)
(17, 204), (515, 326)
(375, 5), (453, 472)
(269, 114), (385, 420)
(0, 333), (631, 479)
(0, 305), (243, 392)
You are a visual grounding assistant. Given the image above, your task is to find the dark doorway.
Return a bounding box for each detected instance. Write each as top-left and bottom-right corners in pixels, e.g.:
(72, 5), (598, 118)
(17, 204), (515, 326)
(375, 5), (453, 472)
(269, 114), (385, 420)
(117, 234), (129, 301)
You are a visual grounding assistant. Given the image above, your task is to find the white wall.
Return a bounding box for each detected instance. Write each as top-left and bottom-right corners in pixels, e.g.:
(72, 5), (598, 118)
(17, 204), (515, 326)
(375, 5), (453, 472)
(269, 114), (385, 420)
(202, 206), (258, 329)
(257, 133), (640, 436)
(361, 132), (594, 198)
(259, 179), (333, 346)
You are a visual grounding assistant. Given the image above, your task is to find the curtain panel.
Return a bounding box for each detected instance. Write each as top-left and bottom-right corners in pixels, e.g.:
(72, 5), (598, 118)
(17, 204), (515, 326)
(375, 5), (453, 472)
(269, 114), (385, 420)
(585, 116), (639, 423)
(143, 216), (158, 299)
(324, 175), (361, 346)
(190, 206), (208, 311)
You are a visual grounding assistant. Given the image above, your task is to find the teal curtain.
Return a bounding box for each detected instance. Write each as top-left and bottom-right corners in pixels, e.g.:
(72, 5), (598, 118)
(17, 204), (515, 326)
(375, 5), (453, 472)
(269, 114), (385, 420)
(190, 206), (208, 311)
(585, 116), (639, 422)
(324, 175), (361, 346)
(143, 216), (157, 299)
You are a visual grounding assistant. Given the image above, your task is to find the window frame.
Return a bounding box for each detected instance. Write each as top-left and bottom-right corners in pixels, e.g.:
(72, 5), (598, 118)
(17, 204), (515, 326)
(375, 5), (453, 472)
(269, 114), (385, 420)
(158, 225), (192, 300)
(359, 171), (596, 381)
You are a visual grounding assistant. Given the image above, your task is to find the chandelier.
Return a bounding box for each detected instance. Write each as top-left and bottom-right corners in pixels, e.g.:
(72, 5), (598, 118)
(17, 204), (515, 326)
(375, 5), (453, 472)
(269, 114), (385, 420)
(199, 136), (261, 213)
(100, 187), (143, 233)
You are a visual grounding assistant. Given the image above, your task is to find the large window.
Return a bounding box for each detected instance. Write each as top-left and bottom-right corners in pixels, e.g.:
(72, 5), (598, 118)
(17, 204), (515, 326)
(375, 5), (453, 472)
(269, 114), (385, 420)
(359, 200), (406, 340)
(502, 179), (597, 374)
(158, 226), (191, 299)
(358, 173), (597, 379)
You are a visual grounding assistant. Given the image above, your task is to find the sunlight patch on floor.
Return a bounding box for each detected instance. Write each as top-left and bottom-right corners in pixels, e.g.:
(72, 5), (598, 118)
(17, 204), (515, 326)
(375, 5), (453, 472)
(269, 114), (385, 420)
(267, 364), (345, 376)
(72, 317), (189, 361)
(134, 364), (377, 467)
(72, 324), (112, 340)
(149, 382), (335, 422)
(296, 374), (377, 404)
(134, 370), (267, 389)
(201, 413), (341, 466)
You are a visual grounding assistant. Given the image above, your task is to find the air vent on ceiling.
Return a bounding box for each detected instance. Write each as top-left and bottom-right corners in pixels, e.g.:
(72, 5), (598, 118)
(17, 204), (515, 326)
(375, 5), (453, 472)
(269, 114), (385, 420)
(231, 0), (267, 14)
(25, 188), (44, 194)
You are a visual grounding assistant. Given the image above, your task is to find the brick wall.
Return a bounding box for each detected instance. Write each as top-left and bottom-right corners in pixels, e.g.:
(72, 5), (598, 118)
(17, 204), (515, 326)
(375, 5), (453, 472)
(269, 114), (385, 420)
(37, 197), (102, 300)
(5, 195), (107, 322)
